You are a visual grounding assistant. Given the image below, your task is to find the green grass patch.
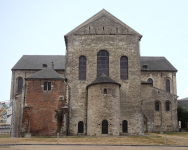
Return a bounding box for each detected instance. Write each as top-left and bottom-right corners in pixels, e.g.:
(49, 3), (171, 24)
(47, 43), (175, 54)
(0, 135), (10, 138)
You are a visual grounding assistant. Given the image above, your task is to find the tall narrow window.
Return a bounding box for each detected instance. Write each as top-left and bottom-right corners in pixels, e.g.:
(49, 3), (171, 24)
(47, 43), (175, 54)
(166, 102), (170, 111)
(44, 81), (51, 91)
(78, 121), (84, 133)
(166, 79), (170, 92)
(104, 89), (107, 94)
(17, 78), (23, 93)
(122, 120), (128, 133)
(79, 56), (86, 80)
(155, 102), (159, 111)
(97, 50), (109, 77)
(120, 56), (128, 80)
(147, 78), (153, 86)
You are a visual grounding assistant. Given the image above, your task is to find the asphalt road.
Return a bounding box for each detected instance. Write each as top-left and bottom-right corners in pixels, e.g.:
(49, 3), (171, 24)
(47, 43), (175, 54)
(0, 145), (188, 150)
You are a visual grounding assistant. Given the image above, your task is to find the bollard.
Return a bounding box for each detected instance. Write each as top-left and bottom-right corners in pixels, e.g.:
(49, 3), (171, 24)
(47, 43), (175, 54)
(164, 134), (166, 145)
(57, 133), (59, 144)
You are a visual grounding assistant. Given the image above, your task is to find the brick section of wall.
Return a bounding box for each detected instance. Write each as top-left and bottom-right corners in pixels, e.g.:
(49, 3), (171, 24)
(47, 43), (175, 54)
(23, 79), (67, 136)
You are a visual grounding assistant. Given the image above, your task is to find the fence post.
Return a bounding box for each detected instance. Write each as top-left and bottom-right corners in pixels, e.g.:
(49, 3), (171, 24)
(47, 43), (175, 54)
(57, 133), (59, 144)
(164, 134), (166, 145)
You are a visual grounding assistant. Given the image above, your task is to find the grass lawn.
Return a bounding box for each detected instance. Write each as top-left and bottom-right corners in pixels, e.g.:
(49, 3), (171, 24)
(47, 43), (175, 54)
(0, 132), (188, 146)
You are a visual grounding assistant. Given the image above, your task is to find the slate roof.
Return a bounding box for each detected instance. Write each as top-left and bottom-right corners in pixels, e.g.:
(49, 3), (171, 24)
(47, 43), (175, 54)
(12, 55), (177, 72)
(25, 67), (64, 80)
(65, 9), (142, 38)
(87, 73), (121, 88)
(12, 55), (65, 70)
(140, 57), (177, 72)
(178, 98), (188, 111)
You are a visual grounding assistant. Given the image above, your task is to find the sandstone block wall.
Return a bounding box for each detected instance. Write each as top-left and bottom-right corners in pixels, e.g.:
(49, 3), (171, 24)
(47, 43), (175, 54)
(141, 84), (178, 132)
(66, 33), (143, 135)
(87, 83), (120, 136)
(141, 71), (177, 95)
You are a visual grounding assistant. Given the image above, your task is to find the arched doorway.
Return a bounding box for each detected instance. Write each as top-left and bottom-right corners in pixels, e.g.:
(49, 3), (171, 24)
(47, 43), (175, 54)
(122, 120), (128, 133)
(102, 120), (108, 134)
(78, 121), (84, 133)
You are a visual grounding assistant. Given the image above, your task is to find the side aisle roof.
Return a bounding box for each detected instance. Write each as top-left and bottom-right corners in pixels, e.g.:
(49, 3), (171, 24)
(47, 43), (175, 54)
(12, 55), (65, 70)
(12, 55), (177, 72)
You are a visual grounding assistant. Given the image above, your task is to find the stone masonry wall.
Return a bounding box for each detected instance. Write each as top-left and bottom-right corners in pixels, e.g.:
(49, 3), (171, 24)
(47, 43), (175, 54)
(87, 83), (120, 136)
(141, 71), (177, 95)
(141, 84), (178, 132)
(66, 34), (143, 135)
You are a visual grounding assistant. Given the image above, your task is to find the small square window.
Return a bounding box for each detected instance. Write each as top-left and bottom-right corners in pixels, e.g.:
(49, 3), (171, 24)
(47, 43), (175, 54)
(44, 81), (51, 91)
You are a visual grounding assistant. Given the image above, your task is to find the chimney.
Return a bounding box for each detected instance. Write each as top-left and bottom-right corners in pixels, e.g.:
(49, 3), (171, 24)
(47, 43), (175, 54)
(51, 62), (54, 69)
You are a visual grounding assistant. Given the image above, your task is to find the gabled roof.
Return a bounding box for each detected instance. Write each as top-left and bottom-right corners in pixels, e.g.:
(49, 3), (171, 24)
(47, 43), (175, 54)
(87, 73), (121, 88)
(65, 9), (142, 38)
(25, 67), (64, 80)
(140, 57), (177, 72)
(12, 55), (65, 70)
(178, 98), (188, 111)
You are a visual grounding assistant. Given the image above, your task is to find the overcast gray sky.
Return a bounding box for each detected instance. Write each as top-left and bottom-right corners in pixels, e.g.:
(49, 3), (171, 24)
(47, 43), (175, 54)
(0, 0), (188, 101)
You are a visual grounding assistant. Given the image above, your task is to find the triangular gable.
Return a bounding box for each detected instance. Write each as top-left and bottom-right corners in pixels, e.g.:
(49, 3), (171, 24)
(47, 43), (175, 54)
(25, 67), (64, 80)
(65, 9), (142, 38)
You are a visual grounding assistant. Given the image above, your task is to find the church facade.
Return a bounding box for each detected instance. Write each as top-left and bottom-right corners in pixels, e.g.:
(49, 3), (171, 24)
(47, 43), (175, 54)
(10, 9), (178, 137)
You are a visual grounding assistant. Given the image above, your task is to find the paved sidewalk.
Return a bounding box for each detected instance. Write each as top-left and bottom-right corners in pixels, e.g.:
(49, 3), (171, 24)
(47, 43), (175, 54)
(0, 145), (188, 150)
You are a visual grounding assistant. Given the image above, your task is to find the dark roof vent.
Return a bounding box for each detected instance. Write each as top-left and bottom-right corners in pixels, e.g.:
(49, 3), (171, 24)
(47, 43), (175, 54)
(43, 64), (47, 68)
(143, 64), (148, 70)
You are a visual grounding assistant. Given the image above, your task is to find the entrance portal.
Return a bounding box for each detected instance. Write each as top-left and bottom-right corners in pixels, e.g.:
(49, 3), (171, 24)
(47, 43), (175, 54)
(102, 120), (108, 134)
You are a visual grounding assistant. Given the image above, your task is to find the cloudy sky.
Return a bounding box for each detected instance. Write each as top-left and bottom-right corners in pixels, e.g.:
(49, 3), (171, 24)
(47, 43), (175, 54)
(0, 0), (188, 101)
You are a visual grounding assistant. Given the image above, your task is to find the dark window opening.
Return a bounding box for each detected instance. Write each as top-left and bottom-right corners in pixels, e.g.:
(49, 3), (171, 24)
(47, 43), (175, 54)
(78, 121), (84, 133)
(43, 64), (47, 68)
(147, 78), (153, 86)
(104, 89), (107, 94)
(102, 120), (108, 134)
(44, 81), (51, 91)
(166, 102), (170, 111)
(143, 65), (148, 70)
(122, 120), (128, 133)
(79, 56), (86, 80)
(17, 78), (23, 93)
(116, 27), (118, 33)
(97, 50), (109, 77)
(120, 56), (128, 80)
(166, 79), (170, 93)
(155, 102), (159, 111)
(103, 27), (104, 30)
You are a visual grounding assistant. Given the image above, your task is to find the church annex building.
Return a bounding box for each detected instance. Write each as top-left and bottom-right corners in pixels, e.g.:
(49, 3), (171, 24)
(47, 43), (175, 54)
(10, 9), (178, 137)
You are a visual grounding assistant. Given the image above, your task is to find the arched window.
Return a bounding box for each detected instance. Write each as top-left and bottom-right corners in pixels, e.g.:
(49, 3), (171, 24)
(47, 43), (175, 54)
(147, 78), (153, 86)
(122, 120), (128, 133)
(155, 101), (160, 111)
(79, 56), (86, 80)
(78, 121), (84, 133)
(102, 120), (108, 134)
(120, 56), (128, 80)
(97, 50), (109, 77)
(166, 101), (170, 111)
(166, 79), (170, 92)
(17, 77), (23, 93)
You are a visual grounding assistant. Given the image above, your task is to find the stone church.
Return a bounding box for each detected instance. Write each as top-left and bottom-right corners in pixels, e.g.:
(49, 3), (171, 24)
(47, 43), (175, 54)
(10, 9), (178, 137)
